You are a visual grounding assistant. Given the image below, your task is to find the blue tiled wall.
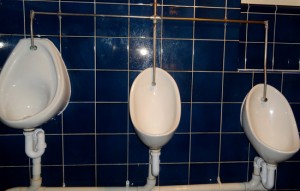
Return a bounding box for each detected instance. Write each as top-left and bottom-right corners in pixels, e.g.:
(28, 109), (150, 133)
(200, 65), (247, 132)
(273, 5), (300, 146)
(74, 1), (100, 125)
(0, 0), (299, 190)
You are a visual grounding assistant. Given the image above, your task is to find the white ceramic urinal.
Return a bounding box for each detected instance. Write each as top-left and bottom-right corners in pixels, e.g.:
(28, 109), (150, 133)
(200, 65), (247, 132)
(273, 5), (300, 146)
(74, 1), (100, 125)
(241, 84), (300, 164)
(0, 38), (71, 129)
(130, 67), (181, 149)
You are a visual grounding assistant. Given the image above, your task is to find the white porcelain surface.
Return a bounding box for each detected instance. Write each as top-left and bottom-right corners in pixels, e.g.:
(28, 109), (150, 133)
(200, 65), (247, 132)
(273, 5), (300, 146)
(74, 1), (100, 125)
(241, 84), (300, 164)
(129, 67), (181, 149)
(0, 38), (71, 129)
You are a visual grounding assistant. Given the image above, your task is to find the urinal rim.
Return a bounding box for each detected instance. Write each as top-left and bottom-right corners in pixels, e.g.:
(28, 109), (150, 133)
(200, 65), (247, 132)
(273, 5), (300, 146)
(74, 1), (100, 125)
(0, 38), (71, 128)
(129, 67), (181, 137)
(242, 84), (299, 154)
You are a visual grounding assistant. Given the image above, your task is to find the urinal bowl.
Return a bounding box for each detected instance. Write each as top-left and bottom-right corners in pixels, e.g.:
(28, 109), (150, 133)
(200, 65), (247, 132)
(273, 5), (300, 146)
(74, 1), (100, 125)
(129, 67), (181, 149)
(0, 38), (71, 129)
(241, 84), (300, 164)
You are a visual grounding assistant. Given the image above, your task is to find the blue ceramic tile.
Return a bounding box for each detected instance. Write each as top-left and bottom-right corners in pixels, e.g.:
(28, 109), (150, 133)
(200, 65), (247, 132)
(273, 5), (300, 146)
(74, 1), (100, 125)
(193, 72), (222, 102)
(253, 73), (282, 91)
(129, 38), (157, 70)
(192, 103), (221, 132)
(130, 18), (153, 37)
(276, 162), (300, 189)
(40, 115), (62, 134)
(226, 9), (241, 40)
(130, 5), (152, 16)
(274, 44), (300, 70)
(282, 74), (300, 102)
(62, 16), (94, 36)
(0, 1), (24, 34)
(97, 4), (128, 15)
(42, 166), (63, 187)
(64, 103), (95, 133)
(0, 167), (29, 191)
(249, 5), (276, 13)
(96, 38), (128, 69)
(159, 164), (189, 185)
(222, 103), (243, 132)
(277, 6), (300, 14)
(96, 71), (128, 102)
(98, 165), (127, 186)
(96, 10), (128, 37)
(221, 133), (249, 161)
(65, 166), (95, 186)
(220, 163), (248, 182)
(97, 0), (128, 3)
(25, 2), (59, 35)
(68, 70), (95, 102)
(96, 103), (128, 133)
(276, 14), (300, 43)
(42, 135), (62, 165)
(162, 40), (193, 70)
(190, 163), (218, 184)
(227, 0), (240, 8)
(223, 73), (252, 102)
(161, 134), (190, 162)
(64, 0), (94, 2)
(163, 7), (194, 39)
(164, 0), (194, 6)
(0, 36), (22, 68)
(0, 136), (28, 166)
(195, 8), (225, 40)
(224, 41), (240, 71)
(62, 37), (94, 69)
(291, 104), (300, 132)
(241, 43), (273, 69)
(191, 134), (220, 162)
(240, 13), (275, 42)
(64, 135), (95, 164)
(169, 72), (192, 102)
(61, 2), (94, 13)
(196, 0), (225, 7)
(97, 135), (127, 164)
(129, 134), (149, 163)
(176, 103), (191, 133)
(194, 40), (224, 71)
(0, 121), (23, 135)
(129, 164), (148, 186)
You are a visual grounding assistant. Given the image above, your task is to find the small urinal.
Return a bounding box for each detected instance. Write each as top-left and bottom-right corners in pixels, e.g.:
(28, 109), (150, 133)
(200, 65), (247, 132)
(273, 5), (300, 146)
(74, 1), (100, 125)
(241, 84), (300, 164)
(129, 67), (181, 149)
(0, 38), (71, 129)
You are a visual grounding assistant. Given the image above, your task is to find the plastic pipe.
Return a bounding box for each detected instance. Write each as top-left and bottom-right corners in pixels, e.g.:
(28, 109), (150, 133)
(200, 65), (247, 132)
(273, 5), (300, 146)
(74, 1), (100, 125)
(24, 129), (46, 159)
(150, 149), (160, 177)
(23, 129), (47, 191)
(254, 156), (277, 190)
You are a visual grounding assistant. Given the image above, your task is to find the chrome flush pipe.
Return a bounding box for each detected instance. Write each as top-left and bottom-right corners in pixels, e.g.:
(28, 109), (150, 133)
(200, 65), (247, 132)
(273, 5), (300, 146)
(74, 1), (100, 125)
(30, 10), (37, 50)
(262, 21), (269, 102)
(151, 0), (158, 86)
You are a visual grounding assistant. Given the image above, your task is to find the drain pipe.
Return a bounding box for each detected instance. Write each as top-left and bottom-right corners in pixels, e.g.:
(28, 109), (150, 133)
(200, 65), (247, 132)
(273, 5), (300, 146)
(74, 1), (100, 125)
(23, 128), (47, 191)
(255, 157), (277, 190)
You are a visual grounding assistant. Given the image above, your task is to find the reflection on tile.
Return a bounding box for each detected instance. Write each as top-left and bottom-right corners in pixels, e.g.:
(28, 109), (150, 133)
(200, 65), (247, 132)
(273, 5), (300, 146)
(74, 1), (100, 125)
(62, 37), (94, 69)
(96, 38), (128, 69)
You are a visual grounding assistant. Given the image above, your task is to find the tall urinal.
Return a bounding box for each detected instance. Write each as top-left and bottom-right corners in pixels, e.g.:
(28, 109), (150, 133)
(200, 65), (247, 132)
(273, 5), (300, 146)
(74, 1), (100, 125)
(0, 38), (71, 129)
(241, 84), (300, 189)
(130, 67), (181, 176)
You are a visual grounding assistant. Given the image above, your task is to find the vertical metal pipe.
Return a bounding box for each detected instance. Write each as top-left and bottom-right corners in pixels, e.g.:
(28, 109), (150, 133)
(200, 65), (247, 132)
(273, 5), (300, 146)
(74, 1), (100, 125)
(30, 10), (37, 50)
(262, 21), (268, 102)
(152, 0), (157, 86)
